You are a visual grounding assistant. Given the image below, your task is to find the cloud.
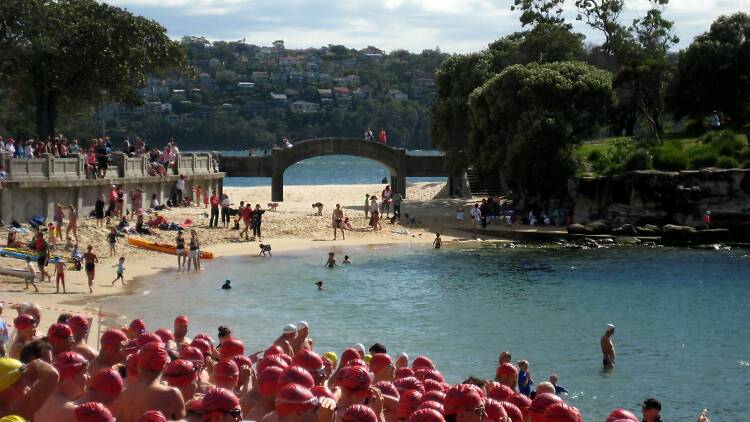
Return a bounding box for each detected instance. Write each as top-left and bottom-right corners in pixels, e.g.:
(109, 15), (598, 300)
(102, 0), (750, 53)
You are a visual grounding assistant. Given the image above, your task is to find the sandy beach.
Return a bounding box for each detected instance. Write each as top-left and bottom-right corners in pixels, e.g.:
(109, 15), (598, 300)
(1, 181), (485, 342)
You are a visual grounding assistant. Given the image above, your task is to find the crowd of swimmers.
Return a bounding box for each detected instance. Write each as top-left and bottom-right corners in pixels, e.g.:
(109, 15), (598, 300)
(0, 303), (714, 422)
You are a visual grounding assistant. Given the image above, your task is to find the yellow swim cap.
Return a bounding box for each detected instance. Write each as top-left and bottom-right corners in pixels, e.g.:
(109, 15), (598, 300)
(323, 351), (338, 368)
(0, 416), (27, 422)
(364, 354), (372, 364)
(0, 358), (25, 393)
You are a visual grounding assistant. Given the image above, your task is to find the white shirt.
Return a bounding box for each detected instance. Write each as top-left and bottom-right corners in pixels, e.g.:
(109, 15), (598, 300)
(470, 207), (481, 220)
(176, 179), (185, 190)
(370, 199), (379, 213)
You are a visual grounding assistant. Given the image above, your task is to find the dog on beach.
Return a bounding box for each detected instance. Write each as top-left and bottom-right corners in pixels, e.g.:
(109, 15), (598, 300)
(267, 202), (279, 211)
(259, 243), (272, 257)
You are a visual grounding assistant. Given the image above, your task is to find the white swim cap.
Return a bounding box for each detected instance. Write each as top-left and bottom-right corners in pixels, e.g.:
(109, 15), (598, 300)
(283, 324), (296, 334)
(296, 321), (309, 330)
(606, 324), (615, 331)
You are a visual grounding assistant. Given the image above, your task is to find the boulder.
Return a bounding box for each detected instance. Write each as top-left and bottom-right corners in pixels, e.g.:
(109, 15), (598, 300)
(567, 223), (588, 234)
(636, 224), (661, 236)
(661, 224), (698, 241)
(584, 220), (611, 234)
(612, 224), (638, 236)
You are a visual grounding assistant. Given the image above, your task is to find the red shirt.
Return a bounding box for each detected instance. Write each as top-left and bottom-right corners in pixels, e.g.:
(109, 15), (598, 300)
(211, 196), (220, 207)
(241, 207), (252, 222)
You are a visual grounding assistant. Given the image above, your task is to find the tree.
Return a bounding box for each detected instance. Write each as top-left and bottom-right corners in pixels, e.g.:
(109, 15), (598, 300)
(668, 13), (750, 126)
(511, 0), (569, 28)
(468, 62), (613, 202)
(574, 0), (631, 57)
(0, 0), (187, 138)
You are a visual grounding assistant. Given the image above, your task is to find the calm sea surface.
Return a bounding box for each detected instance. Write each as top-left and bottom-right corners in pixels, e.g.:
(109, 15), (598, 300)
(100, 244), (750, 421)
(218, 153), (447, 187)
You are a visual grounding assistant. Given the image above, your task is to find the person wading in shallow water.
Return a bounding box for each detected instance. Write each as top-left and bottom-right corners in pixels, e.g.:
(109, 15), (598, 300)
(601, 324), (616, 369)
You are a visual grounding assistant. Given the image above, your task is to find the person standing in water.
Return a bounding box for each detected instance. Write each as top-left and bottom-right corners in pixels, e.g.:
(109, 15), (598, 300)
(175, 230), (186, 271)
(601, 324), (616, 369)
(433, 233), (442, 249)
(324, 252), (338, 268)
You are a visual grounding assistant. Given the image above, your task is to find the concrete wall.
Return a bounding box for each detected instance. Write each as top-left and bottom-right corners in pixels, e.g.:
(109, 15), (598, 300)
(0, 152), (224, 222)
(570, 169), (750, 226)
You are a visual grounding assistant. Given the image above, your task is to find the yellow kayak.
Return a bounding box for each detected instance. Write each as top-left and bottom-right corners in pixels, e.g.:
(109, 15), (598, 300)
(127, 237), (214, 260)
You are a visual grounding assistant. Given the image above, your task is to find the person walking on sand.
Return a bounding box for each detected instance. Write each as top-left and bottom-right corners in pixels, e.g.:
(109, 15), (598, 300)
(25, 257), (39, 292)
(601, 324), (616, 369)
(107, 227), (118, 257)
(66, 205), (78, 244)
(209, 192), (220, 227)
(470, 203), (481, 239)
(94, 194), (105, 228)
(83, 245), (98, 293)
(332, 204), (345, 240)
(54, 259), (66, 293)
(112, 256), (125, 286)
(251, 203), (265, 241)
(32, 231), (51, 283)
(54, 203), (65, 242)
(364, 194), (370, 218)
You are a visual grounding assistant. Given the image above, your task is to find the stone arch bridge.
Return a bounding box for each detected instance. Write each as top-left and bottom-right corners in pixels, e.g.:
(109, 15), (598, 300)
(218, 137), (458, 201)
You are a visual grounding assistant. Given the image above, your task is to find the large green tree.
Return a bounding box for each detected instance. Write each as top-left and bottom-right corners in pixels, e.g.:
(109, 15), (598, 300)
(0, 0), (186, 138)
(468, 62), (613, 202)
(668, 12), (750, 126)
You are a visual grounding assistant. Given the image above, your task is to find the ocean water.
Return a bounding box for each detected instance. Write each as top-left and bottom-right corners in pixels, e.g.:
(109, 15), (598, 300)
(221, 154), (447, 187)
(100, 244), (750, 421)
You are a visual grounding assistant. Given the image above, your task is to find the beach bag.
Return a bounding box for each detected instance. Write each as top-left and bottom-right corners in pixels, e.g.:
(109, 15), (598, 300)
(29, 216), (45, 228)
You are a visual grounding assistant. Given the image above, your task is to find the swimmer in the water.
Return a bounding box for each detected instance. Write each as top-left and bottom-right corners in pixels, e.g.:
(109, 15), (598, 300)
(221, 279), (232, 289)
(324, 252), (338, 268)
(343, 255), (351, 264)
(315, 281), (326, 290)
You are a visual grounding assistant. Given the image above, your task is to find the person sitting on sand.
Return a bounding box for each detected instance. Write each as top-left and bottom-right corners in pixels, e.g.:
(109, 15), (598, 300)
(324, 252), (338, 268)
(135, 215), (152, 235)
(343, 216), (353, 231)
(147, 213), (168, 228)
(312, 202), (324, 216)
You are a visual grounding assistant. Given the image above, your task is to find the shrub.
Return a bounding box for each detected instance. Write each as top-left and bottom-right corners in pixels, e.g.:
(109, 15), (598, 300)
(716, 156), (740, 168)
(689, 149), (718, 168)
(652, 142), (689, 171)
(623, 148), (653, 171)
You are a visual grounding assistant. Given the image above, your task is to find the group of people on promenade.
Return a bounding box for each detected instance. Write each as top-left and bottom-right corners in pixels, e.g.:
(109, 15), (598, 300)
(0, 303), (703, 422)
(363, 128), (388, 144)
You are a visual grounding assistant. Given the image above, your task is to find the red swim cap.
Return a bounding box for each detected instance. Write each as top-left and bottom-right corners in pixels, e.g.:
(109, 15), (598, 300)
(373, 380), (400, 399)
(342, 404), (378, 422)
(340, 365), (373, 396)
(347, 359), (367, 368)
(67, 315), (90, 336)
(419, 400), (445, 413)
(264, 344), (285, 356)
(276, 383), (318, 417)
(340, 348), (360, 367)
(257, 354), (290, 374)
(293, 349), (325, 374)
(100, 329), (128, 350)
(13, 314), (35, 330)
(193, 333), (214, 344)
(395, 367), (415, 379)
(153, 328), (175, 343)
(54, 351), (88, 380)
(397, 389), (424, 419)
(165, 359), (198, 387)
(509, 393), (532, 414)
(138, 410), (167, 422)
(233, 355), (254, 370)
(422, 390), (446, 404)
(394, 376), (425, 394)
(259, 366), (284, 396)
(369, 353), (393, 371)
(138, 342), (169, 372)
(219, 338), (245, 360)
(47, 323), (73, 346)
(499, 401), (524, 422)
(278, 365), (315, 390)
(213, 359), (240, 383)
(408, 408), (445, 422)
(174, 315), (189, 325)
(606, 409), (639, 422)
(540, 403), (581, 422)
(88, 367), (124, 396)
(126, 352), (139, 379)
(529, 393), (563, 416)
(190, 338), (212, 356)
(129, 319), (146, 335)
(311, 385), (336, 400)
(424, 379), (445, 392)
(444, 384), (483, 415)
(412, 356), (435, 371)
(179, 346), (204, 365)
(200, 387), (241, 413)
(137, 333), (163, 348)
(484, 398), (508, 422)
(420, 369), (445, 383)
(487, 383), (515, 401)
(75, 401), (115, 422)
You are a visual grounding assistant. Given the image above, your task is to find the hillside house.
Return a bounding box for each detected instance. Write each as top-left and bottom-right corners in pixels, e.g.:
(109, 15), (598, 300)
(290, 100), (320, 114)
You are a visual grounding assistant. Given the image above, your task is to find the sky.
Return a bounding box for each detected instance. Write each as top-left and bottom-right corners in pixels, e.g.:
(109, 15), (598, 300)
(103, 0), (750, 53)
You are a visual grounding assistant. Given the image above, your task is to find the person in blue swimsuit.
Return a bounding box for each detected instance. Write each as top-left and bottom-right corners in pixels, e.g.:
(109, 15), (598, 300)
(518, 360), (534, 397)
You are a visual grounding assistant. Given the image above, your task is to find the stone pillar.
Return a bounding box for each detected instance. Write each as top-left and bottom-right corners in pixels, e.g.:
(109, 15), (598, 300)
(110, 152), (126, 178)
(271, 170), (284, 202)
(390, 172), (407, 199)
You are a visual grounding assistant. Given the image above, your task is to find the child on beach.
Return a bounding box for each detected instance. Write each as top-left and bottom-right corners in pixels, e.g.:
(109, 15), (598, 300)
(324, 252), (338, 268)
(47, 223), (58, 248)
(25, 257), (39, 292)
(433, 233), (442, 249)
(456, 208), (465, 222)
(107, 227), (117, 257)
(54, 259), (66, 293)
(112, 257), (125, 286)
(203, 190), (210, 209)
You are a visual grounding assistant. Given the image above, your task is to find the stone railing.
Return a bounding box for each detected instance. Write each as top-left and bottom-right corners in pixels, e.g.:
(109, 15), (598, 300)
(0, 151), (219, 182)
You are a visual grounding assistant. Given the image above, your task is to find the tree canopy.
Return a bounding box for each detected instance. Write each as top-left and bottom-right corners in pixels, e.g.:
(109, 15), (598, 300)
(0, 0), (187, 138)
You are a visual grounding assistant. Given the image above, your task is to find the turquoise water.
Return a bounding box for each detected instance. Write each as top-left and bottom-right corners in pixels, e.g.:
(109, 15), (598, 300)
(222, 154), (448, 187)
(101, 244), (750, 421)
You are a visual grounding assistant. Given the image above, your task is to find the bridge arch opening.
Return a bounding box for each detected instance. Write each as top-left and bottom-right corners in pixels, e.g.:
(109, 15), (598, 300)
(283, 155), (394, 186)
